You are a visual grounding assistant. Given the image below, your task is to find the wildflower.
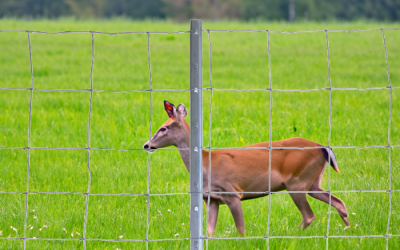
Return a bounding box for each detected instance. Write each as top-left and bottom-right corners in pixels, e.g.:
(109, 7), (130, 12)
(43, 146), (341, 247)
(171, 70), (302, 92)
(181, 223), (185, 226)
(33, 237), (36, 239)
(119, 235), (123, 239)
(43, 225), (48, 228)
(0, 231), (2, 235)
(352, 212), (356, 215)
(34, 216), (37, 219)
(355, 224), (358, 229)
(32, 210), (35, 213)
(157, 210), (162, 216)
(30, 226), (33, 230)
(76, 232), (81, 236)
(39, 228), (42, 232)
(168, 209), (171, 212)
(174, 233), (179, 237)
(63, 228), (67, 233)
(71, 233), (74, 237)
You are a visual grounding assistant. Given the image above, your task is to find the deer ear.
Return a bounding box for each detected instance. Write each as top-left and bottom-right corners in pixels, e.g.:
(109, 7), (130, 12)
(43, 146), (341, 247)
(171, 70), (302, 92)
(177, 104), (187, 119)
(164, 100), (176, 118)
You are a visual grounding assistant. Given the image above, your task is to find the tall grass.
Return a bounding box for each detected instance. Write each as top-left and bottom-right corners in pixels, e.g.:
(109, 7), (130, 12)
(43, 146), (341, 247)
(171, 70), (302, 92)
(1, 19), (399, 249)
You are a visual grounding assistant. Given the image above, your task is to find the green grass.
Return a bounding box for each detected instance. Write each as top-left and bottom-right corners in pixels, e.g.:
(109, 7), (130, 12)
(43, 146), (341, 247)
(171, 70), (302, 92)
(1, 19), (400, 249)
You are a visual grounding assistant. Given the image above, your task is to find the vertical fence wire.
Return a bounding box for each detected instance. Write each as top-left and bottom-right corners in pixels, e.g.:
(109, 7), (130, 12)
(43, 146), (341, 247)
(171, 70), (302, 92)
(23, 31), (34, 250)
(82, 32), (95, 250)
(146, 32), (153, 250)
(206, 29), (213, 250)
(266, 30), (273, 250)
(325, 29), (333, 250)
(381, 29), (393, 250)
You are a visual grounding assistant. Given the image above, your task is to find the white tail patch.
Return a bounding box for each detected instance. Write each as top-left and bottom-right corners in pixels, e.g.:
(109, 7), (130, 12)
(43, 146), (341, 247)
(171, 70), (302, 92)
(323, 148), (340, 174)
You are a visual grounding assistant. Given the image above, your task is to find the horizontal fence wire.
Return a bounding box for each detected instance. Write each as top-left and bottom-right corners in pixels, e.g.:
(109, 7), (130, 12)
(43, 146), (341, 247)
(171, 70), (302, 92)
(2, 86), (400, 92)
(1, 234), (399, 242)
(1, 189), (399, 196)
(0, 27), (398, 248)
(0, 30), (191, 35)
(1, 145), (399, 151)
(1, 28), (400, 34)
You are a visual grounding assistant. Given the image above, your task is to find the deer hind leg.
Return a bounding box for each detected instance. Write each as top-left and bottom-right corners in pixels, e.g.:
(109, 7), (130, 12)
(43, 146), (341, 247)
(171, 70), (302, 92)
(308, 182), (350, 228)
(205, 199), (219, 237)
(225, 197), (245, 236)
(287, 190), (316, 229)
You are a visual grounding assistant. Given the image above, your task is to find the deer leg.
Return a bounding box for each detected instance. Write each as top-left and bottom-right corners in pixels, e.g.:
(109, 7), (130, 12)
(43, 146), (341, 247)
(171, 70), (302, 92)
(287, 191), (315, 229)
(205, 199), (219, 237)
(225, 197), (245, 235)
(308, 184), (350, 228)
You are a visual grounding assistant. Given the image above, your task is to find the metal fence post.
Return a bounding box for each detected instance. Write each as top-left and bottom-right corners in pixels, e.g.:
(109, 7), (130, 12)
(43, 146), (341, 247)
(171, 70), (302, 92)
(190, 19), (203, 250)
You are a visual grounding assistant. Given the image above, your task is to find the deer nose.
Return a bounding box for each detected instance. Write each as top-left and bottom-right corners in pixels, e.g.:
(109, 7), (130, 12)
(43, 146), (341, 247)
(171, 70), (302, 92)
(143, 144), (149, 149)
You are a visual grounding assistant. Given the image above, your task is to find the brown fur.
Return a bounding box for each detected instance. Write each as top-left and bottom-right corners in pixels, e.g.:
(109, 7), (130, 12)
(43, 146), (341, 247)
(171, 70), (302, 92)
(144, 101), (350, 236)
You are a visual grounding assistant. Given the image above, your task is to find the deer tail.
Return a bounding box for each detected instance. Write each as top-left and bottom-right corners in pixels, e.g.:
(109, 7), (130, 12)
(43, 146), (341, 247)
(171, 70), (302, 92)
(322, 147), (340, 174)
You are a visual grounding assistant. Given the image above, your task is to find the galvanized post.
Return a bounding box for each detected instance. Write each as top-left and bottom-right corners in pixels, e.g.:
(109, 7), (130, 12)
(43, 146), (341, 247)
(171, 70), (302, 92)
(190, 19), (203, 250)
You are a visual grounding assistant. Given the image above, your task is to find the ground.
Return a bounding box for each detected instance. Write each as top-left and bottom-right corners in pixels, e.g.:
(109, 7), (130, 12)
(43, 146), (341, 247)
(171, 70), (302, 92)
(0, 19), (400, 249)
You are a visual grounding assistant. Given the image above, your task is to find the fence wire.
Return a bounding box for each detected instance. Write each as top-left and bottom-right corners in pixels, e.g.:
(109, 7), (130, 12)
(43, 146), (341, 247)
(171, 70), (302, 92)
(146, 31), (154, 250)
(22, 31), (34, 250)
(382, 29), (394, 250)
(266, 29), (273, 249)
(81, 32), (94, 250)
(0, 27), (398, 249)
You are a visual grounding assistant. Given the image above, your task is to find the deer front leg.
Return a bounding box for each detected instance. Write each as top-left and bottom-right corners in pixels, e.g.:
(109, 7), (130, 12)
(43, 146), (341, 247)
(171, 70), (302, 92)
(205, 199), (219, 237)
(225, 197), (245, 236)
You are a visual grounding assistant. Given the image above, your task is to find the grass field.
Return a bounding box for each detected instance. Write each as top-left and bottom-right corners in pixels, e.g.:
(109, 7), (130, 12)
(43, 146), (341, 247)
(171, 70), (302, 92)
(1, 19), (400, 249)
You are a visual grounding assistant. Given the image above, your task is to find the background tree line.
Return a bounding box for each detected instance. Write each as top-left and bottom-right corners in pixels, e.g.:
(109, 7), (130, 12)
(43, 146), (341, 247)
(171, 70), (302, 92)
(0, 0), (399, 21)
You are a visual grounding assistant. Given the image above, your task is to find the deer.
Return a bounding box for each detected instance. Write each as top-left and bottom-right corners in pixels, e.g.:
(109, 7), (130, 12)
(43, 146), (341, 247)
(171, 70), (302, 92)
(143, 100), (350, 237)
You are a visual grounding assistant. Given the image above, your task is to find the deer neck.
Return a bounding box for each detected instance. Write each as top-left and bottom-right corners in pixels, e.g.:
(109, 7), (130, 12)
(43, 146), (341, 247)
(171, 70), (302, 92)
(176, 122), (192, 173)
(177, 140), (191, 173)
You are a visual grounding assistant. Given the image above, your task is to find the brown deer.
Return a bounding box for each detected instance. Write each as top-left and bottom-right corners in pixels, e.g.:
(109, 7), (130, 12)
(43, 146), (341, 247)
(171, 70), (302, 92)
(143, 100), (350, 236)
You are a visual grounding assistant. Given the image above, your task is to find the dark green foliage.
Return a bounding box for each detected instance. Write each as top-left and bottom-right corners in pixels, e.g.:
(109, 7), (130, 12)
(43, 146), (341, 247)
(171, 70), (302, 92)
(242, 0), (400, 21)
(0, 0), (166, 19)
(0, 0), (399, 21)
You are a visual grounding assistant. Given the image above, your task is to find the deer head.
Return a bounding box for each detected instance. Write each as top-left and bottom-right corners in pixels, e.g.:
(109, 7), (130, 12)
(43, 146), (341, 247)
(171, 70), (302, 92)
(143, 100), (189, 150)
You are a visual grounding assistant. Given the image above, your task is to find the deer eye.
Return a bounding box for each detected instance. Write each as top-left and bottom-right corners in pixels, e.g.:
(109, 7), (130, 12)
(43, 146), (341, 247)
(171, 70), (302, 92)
(160, 127), (167, 132)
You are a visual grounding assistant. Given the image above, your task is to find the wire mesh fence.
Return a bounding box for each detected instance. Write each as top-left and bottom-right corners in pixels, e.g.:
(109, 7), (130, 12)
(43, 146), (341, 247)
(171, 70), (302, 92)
(0, 21), (399, 249)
